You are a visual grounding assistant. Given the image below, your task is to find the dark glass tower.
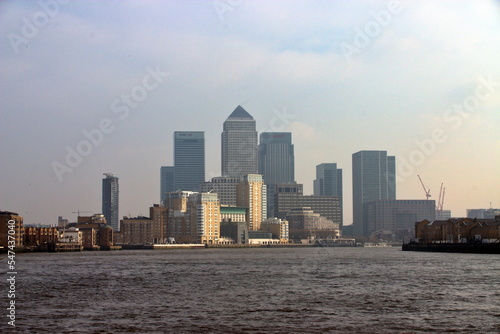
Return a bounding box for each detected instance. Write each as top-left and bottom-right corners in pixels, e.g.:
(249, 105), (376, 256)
(314, 163), (343, 228)
(174, 131), (205, 191)
(160, 166), (175, 203)
(102, 173), (119, 231)
(352, 151), (396, 238)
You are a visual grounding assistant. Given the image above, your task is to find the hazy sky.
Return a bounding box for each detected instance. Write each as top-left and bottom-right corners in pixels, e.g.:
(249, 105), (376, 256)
(1, 0), (499, 226)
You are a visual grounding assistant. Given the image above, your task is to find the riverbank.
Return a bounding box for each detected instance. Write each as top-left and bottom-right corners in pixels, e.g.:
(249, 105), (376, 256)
(402, 242), (500, 254)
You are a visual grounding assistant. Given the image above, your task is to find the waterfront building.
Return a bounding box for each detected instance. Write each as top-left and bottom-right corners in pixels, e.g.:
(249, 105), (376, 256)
(187, 192), (221, 244)
(258, 132), (295, 217)
(0, 211), (24, 249)
(120, 204), (168, 245)
(237, 174), (267, 231)
(365, 200), (435, 236)
(274, 183), (341, 227)
(285, 207), (340, 240)
(165, 191), (194, 243)
(73, 214), (114, 250)
(200, 176), (240, 206)
(314, 163), (343, 227)
(160, 166), (175, 203)
(24, 226), (59, 246)
(415, 216), (500, 243)
(59, 227), (82, 244)
(352, 150), (396, 238)
(261, 218), (289, 242)
(221, 105), (258, 178)
(102, 173), (119, 231)
(174, 131), (205, 191)
(220, 206), (249, 244)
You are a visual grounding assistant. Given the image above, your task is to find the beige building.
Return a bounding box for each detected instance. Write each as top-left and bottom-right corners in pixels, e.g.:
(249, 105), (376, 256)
(285, 207), (340, 239)
(237, 174), (267, 231)
(165, 191), (195, 243)
(120, 205), (168, 245)
(187, 192), (221, 244)
(261, 218), (289, 242)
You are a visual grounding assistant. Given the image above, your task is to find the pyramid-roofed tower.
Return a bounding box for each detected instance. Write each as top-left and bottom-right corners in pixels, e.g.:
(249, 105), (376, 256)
(221, 105), (258, 177)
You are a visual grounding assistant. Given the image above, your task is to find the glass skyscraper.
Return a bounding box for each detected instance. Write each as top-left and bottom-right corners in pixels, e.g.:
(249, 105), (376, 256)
(174, 131), (205, 192)
(352, 151), (396, 237)
(258, 132), (295, 217)
(160, 166), (175, 203)
(314, 163), (343, 227)
(221, 105), (258, 178)
(102, 173), (119, 231)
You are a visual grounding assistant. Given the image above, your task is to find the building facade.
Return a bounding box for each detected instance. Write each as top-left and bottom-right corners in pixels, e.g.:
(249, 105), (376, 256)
(352, 150), (396, 238)
(220, 206), (249, 244)
(187, 192), (221, 244)
(258, 132), (295, 218)
(221, 105), (258, 178)
(102, 173), (119, 231)
(160, 166), (175, 203)
(365, 200), (435, 236)
(237, 174), (267, 231)
(174, 131), (205, 192)
(0, 211), (24, 249)
(274, 183), (341, 228)
(200, 176), (240, 206)
(467, 208), (500, 219)
(120, 205), (167, 245)
(313, 163), (343, 227)
(285, 207), (340, 240)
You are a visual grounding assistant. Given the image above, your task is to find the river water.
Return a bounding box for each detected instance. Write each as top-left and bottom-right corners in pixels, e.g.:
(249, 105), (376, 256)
(6, 247), (500, 333)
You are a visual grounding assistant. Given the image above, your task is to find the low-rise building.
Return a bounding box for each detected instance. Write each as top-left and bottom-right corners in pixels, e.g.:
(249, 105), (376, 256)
(261, 218), (289, 242)
(120, 205), (168, 245)
(0, 211), (24, 249)
(285, 207), (340, 240)
(415, 216), (500, 243)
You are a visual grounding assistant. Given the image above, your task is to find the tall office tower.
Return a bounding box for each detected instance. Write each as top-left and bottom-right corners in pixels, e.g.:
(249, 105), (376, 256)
(160, 166), (175, 203)
(313, 163), (343, 228)
(352, 151), (396, 238)
(258, 132), (295, 218)
(187, 192), (221, 244)
(221, 105), (258, 178)
(174, 131), (205, 191)
(236, 174), (267, 231)
(102, 173), (119, 231)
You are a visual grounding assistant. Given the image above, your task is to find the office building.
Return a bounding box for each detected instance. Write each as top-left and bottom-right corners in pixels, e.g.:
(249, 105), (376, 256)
(160, 166), (175, 203)
(237, 174), (267, 231)
(258, 132), (295, 217)
(314, 163), (343, 227)
(274, 183), (341, 228)
(285, 207), (340, 240)
(220, 206), (249, 244)
(102, 173), (119, 231)
(365, 200), (435, 236)
(165, 191), (194, 243)
(221, 105), (258, 178)
(352, 151), (396, 238)
(174, 131), (205, 191)
(467, 208), (500, 219)
(200, 176), (240, 206)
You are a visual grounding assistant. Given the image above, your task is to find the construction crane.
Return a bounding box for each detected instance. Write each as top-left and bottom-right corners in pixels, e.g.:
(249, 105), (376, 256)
(417, 175), (431, 200)
(436, 183), (446, 212)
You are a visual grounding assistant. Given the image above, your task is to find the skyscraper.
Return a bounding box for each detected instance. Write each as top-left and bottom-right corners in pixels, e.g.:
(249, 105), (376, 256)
(314, 163), (343, 227)
(102, 173), (119, 231)
(221, 105), (258, 178)
(352, 151), (396, 238)
(174, 131), (205, 191)
(258, 132), (295, 217)
(160, 166), (175, 202)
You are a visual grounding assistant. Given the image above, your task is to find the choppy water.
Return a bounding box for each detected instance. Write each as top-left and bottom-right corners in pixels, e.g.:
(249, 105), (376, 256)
(5, 247), (500, 333)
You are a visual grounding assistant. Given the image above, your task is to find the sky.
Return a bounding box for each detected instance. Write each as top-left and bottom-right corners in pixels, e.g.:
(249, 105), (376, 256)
(1, 0), (499, 226)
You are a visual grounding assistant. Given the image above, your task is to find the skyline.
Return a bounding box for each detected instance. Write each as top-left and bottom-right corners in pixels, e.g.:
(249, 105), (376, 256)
(1, 0), (499, 226)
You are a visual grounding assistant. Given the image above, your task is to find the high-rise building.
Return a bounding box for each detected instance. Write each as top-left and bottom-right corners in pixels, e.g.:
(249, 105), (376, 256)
(236, 174), (267, 231)
(160, 166), (175, 203)
(365, 200), (435, 236)
(0, 211), (24, 249)
(274, 183), (341, 228)
(200, 176), (240, 206)
(187, 192), (221, 244)
(352, 151), (396, 238)
(313, 163), (343, 227)
(174, 131), (205, 191)
(102, 173), (119, 231)
(258, 132), (295, 217)
(221, 105), (258, 178)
